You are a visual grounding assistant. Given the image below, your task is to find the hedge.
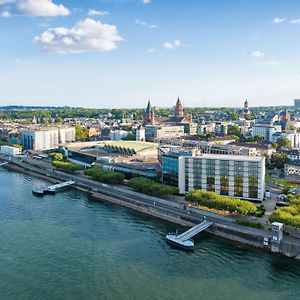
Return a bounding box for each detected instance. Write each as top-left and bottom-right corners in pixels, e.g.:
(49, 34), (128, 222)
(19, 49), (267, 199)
(186, 190), (257, 215)
(52, 160), (84, 174)
(127, 177), (179, 196)
(269, 195), (300, 228)
(84, 167), (125, 184)
(235, 219), (263, 229)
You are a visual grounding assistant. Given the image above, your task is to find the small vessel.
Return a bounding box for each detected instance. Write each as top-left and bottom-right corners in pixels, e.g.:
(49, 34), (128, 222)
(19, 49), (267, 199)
(32, 188), (45, 196)
(166, 233), (194, 251)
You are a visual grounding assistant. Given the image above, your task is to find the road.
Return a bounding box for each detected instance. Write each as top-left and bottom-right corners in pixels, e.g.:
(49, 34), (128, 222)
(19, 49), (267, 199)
(8, 156), (274, 239)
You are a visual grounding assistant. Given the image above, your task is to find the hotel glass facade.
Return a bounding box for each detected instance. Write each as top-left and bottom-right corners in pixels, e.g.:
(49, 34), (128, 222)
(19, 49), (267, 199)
(178, 154), (265, 201)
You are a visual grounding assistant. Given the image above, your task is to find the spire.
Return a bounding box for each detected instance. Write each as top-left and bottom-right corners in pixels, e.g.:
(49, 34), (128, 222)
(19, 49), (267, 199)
(146, 100), (152, 113)
(175, 97), (183, 117)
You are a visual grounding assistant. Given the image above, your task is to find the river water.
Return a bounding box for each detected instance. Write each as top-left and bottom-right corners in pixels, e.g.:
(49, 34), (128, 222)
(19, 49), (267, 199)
(0, 168), (300, 300)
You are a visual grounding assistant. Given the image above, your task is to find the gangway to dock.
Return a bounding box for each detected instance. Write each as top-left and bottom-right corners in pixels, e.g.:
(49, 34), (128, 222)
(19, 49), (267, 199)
(47, 180), (75, 193)
(0, 162), (9, 167)
(33, 180), (75, 196)
(166, 220), (213, 250)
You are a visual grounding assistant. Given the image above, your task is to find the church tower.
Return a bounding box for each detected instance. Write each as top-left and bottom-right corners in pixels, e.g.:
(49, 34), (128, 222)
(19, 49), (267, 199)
(143, 100), (155, 125)
(175, 97), (184, 117)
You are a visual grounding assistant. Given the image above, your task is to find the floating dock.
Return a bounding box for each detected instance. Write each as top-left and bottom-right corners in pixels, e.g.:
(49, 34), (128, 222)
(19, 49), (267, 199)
(166, 220), (213, 250)
(32, 180), (75, 196)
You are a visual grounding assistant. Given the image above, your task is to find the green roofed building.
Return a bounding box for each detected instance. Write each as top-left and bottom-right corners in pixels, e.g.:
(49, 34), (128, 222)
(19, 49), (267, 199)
(103, 141), (157, 156)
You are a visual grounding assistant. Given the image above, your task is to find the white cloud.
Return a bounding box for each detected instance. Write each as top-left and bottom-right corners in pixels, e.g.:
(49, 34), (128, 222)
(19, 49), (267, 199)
(14, 58), (31, 65)
(273, 17), (285, 24)
(290, 18), (300, 24)
(1, 0), (69, 17)
(88, 9), (109, 16)
(34, 18), (124, 54)
(163, 40), (181, 49)
(143, 0), (151, 4)
(147, 48), (155, 53)
(135, 18), (158, 29)
(251, 51), (265, 58)
(262, 60), (285, 66)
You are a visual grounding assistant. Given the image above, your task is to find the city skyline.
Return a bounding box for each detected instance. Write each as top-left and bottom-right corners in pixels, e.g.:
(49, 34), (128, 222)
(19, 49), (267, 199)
(1, 0), (300, 108)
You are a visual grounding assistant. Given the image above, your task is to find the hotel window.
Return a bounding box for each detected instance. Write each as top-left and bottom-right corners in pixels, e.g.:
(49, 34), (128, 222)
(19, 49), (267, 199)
(234, 176), (243, 197)
(249, 176), (258, 198)
(234, 161), (244, 176)
(220, 160), (229, 176)
(248, 162), (259, 176)
(206, 159), (215, 176)
(220, 176), (229, 195)
(207, 176), (215, 191)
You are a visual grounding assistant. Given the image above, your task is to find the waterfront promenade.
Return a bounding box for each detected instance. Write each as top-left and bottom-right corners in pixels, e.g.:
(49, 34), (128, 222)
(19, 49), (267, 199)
(3, 155), (300, 259)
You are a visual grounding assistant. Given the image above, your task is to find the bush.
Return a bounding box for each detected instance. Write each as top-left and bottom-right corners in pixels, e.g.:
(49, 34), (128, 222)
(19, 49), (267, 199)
(127, 177), (178, 196)
(255, 205), (265, 217)
(235, 219), (263, 229)
(84, 167), (125, 184)
(186, 189), (257, 215)
(269, 193), (300, 227)
(52, 161), (84, 174)
(48, 152), (65, 161)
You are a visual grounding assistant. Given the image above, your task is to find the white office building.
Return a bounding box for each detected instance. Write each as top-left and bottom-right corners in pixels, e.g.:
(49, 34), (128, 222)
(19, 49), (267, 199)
(178, 154), (265, 201)
(0, 145), (21, 156)
(252, 124), (281, 142)
(21, 127), (75, 151)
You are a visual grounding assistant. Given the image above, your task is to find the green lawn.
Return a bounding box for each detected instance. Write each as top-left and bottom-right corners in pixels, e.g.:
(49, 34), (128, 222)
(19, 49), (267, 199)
(265, 176), (275, 183)
(277, 180), (300, 188)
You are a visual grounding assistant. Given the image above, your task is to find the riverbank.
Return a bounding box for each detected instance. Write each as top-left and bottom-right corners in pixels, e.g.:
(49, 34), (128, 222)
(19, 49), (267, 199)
(3, 158), (300, 259)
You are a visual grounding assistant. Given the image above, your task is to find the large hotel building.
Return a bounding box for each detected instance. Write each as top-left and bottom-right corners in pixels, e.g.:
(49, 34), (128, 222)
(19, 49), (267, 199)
(162, 148), (265, 201)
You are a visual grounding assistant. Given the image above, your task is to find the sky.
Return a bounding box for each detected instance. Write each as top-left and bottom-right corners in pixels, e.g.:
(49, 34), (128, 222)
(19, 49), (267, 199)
(1, 0), (300, 108)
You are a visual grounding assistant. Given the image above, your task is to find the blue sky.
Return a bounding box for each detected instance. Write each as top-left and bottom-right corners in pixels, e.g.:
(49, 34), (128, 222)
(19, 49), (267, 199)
(0, 0), (300, 108)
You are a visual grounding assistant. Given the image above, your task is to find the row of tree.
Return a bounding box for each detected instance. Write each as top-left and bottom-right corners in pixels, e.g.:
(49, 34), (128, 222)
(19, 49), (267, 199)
(52, 161), (84, 174)
(84, 167), (125, 184)
(186, 189), (257, 215)
(127, 177), (179, 196)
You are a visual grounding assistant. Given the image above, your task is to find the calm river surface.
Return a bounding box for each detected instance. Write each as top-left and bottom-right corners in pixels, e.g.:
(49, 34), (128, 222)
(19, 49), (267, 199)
(0, 168), (300, 300)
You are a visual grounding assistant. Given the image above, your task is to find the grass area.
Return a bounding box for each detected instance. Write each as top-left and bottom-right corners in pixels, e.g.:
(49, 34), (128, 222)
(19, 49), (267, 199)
(265, 176), (275, 183)
(235, 219), (264, 229)
(277, 180), (300, 188)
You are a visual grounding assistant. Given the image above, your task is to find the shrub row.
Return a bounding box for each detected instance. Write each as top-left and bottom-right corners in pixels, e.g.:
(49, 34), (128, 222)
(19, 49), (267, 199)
(235, 219), (263, 229)
(84, 167), (125, 184)
(52, 160), (84, 174)
(186, 189), (257, 215)
(269, 194), (300, 228)
(127, 177), (179, 196)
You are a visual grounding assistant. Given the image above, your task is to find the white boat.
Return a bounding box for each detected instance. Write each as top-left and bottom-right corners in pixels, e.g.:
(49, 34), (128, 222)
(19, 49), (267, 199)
(166, 233), (194, 250)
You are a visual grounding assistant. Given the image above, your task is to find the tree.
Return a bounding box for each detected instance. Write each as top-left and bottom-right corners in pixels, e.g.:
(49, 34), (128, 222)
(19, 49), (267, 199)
(252, 135), (264, 143)
(289, 124), (296, 131)
(228, 125), (241, 137)
(277, 137), (291, 149)
(55, 116), (63, 123)
(122, 133), (136, 141)
(53, 153), (64, 161)
(227, 125), (243, 141)
(270, 152), (289, 169)
(227, 112), (239, 120)
(75, 125), (89, 141)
